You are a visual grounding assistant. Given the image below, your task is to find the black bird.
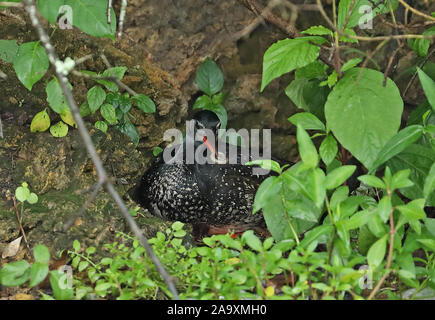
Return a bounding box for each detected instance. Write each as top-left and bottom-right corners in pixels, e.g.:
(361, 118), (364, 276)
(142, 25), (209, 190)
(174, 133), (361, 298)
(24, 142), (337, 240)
(136, 110), (270, 235)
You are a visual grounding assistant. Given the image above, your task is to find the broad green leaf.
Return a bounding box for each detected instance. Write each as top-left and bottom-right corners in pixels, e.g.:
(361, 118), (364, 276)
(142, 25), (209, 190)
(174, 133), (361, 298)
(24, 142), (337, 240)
(306, 168), (326, 209)
(417, 68), (435, 110)
(34, 244), (50, 264)
(132, 94), (156, 113)
(253, 176), (282, 214)
(397, 199), (426, 221)
(295, 60), (328, 80)
(0, 39), (18, 62)
(30, 109), (51, 133)
(288, 112), (325, 131)
(100, 104), (117, 124)
(29, 262), (49, 288)
(37, 0), (64, 24)
(358, 174), (386, 189)
(193, 95), (213, 109)
(367, 235), (387, 268)
(80, 102), (91, 117)
(65, 0), (116, 39)
(49, 270), (74, 300)
(319, 134), (338, 166)
(15, 186), (30, 202)
(242, 230), (263, 252)
(300, 225), (334, 248)
(370, 125), (423, 172)
(116, 119), (139, 147)
(95, 120), (108, 133)
(245, 160), (281, 174)
(195, 58), (224, 96)
(387, 145), (435, 206)
(119, 94), (132, 113)
(301, 26), (333, 36)
(87, 85), (106, 113)
(391, 169), (413, 190)
(96, 67), (128, 91)
(325, 165), (356, 190)
(0, 260), (31, 287)
(424, 163), (435, 200)
(50, 121), (69, 138)
(341, 58), (362, 72)
(27, 193), (38, 204)
(417, 239), (435, 251)
(325, 68), (403, 169)
(297, 125), (318, 168)
(46, 77), (71, 114)
(337, 0), (392, 29)
(13, 42), (49, 90)
(377, 196), (392, 222)
(261, 37), (326, 91)
(60, 109), (75, 127)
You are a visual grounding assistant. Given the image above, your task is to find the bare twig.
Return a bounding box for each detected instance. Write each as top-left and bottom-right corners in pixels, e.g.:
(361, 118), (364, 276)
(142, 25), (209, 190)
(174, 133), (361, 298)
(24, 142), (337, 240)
(403, 46), (435, 97)
(0, 116), (3, 139)
(368, 209), (396, 300)
(63, 181), (103, 231)
(22, 0), (179, 299)
(0, 69), (7, 80)
(0, 1), (23, 7)
(12, 197), (31, 256)
(117, 0), (128, 38)
(398, 0), (435, 22)
(107, 0), (112, 24)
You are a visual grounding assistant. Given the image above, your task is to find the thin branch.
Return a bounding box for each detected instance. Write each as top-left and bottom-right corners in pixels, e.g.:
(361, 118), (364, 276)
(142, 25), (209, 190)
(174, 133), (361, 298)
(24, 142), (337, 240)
(107, 0), (112, 24)
(63, 181), (103, 232)
(117, 0), (128, 38)
(21, 0), (179, 299)
(398, 0), (435, 22)
(403, 46), (435, 97)
(0, 1), (23, 7)
(12, 197), (31, 256)
(368, 209), (396, 300)
(0, 116), (3, 139)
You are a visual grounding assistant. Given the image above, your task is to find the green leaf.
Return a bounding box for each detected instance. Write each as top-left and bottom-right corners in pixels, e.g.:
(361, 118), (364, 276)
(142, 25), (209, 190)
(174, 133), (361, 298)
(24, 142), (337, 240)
(387, 145), (435, 206)
(242, 230), (263, 252)
(397, 199), (426, 221)
(319, 134), (338, 166)
(46, 77), (71, 114)
(358, 174), (386, 189)
(13, 42), (49, 90)
(391, 169), (413, 190)
(0, 39), (18, 62)
(0, 260), (31, 287)
(15, 186), (30, 202)
(87, 86), (106, 113)
(100, 66), (127, 91)
(377, 196), (392, 222)
(417, 68), (435, 110)
(195, 58), (224, 96)
(116, 119), (139, 147)
(80, 102), (91, 117)
(30, 109), (51, 133)
(253, 176), (282, 214)
(370, 125), (423, 172)
(94, 120), (108, 133)
(27, 193), (38, 204)
(417, 239), (435, 251)
(49, 270), (74, 300)
(50, 121), (69, 138)
(261, 37), (326, 91)
(300, 225), (334, 249)
(301, 25), (333, 36)
(60, 109), (75, 127)
(37, 0), (64, 24)
(65, 0), (116, 39)
(341, 58), (362, 72)
(325, 165), (356, 190)
(288, 112), (325, 131)
(132, 94), (156, 113)
(119, 94), (132, 113)
(306, 168), (326, 208)
(34, 244), (50, 263)
(338, 0), (377, 29)
(367, 235), (387, 268)
(153, 146), (163, 157)
(297, 125), (318, 169)
(29, 262), (49, 287)
(100, 104), (117, 124)
(325, 68), (403, 169)
(424, 163), (435, 200)
(245, 159), (281, 174)
(295, 61), (328, 80)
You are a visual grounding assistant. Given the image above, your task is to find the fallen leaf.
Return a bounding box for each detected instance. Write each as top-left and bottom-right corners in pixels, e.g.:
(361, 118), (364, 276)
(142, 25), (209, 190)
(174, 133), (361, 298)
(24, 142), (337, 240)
(2, 236), (23, 259)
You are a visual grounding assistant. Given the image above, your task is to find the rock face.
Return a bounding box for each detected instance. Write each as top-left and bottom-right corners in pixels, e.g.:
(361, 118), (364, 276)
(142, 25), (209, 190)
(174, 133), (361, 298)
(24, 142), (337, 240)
(0, 1), (301, 258)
